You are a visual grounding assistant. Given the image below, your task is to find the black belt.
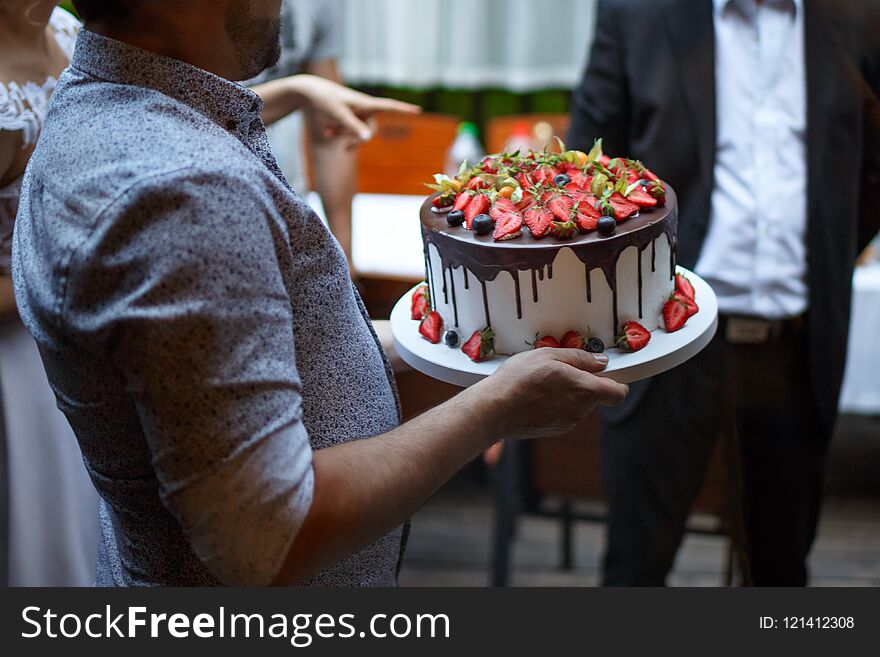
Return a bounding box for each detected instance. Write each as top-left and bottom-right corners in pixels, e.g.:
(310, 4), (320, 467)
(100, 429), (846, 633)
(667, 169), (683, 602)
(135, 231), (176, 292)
(720, 314), (806, 344)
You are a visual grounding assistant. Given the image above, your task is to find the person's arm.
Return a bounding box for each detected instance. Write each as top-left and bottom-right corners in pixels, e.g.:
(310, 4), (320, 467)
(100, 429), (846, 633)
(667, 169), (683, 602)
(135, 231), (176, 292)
(272, 347), (627, 584)
(567, 0), (631, 155)
(301, 58), (356, 268)
(252, 75), (420, 139)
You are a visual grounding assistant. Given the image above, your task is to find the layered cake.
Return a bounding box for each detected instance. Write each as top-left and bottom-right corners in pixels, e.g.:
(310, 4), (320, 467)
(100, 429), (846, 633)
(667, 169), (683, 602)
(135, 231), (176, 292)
(413, 140), (698, 360)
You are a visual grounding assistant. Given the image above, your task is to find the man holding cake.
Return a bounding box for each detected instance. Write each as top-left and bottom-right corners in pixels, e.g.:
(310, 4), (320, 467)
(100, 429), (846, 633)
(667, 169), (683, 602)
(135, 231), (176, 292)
(569, 0), (880, 585)
(11, 0), (628, 586)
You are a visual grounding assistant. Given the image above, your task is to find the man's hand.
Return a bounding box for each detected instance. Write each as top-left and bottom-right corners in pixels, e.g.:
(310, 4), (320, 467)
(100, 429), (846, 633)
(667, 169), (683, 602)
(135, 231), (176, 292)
(475, 348), (628, 441)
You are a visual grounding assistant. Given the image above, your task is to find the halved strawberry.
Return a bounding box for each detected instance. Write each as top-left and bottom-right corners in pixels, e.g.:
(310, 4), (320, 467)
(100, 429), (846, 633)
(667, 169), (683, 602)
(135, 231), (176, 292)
(515, 195), (536, 213)
(568, 170), (591, 188)
(674, 291), (699, 317)
(573, 200), (601, 233)
(617, 321), (651, 351)
(625, 187), (658, 209)
(432, 190), (456, 209)
(465, 193), (490, 230)
(516, 171), (534, 191)
(452, 191), (472, 213)
(491, 207), (524, 241)
(609, 192), (640, 220)
(492, 198), (518, 214)
(419, 311), (443, 343)
(466, 176), (488, 191)
(462, 327), (495, 362)
(523, 206), (553, 238)
(532, 335), (560, 349)
(662, 297), (689, 332)
(567, 188), (597, 205)
(411, 285), (430, 320)
(675, 274), (696, 301)
(643, 168), (660, 183)
(532, 165), (557, 187)
(547, 194), (574, 223)
(479, 157), (499, 174)
(560, 331), (587, 349)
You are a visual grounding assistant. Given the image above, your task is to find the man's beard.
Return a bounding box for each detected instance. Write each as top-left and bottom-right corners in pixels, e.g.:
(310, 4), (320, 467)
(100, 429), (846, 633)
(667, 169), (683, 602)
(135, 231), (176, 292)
(225, 1), (282, 80)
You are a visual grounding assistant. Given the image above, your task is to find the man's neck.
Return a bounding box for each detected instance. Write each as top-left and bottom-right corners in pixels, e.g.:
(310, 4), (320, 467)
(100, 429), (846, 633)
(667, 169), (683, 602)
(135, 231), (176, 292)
(86, 17), (243, 81)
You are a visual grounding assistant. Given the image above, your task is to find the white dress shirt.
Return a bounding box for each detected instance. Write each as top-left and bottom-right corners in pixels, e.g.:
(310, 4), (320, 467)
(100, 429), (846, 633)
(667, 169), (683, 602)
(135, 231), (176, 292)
(695, 0), (808, 318)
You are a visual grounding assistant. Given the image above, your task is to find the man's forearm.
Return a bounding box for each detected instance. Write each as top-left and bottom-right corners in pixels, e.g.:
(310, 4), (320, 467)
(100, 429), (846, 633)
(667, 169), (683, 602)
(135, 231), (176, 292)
(271, 378), (503, 584)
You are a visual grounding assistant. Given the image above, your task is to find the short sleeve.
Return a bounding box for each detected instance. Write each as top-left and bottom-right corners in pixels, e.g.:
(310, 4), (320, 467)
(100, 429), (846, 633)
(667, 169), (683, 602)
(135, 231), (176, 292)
(69, 168), (313, 585)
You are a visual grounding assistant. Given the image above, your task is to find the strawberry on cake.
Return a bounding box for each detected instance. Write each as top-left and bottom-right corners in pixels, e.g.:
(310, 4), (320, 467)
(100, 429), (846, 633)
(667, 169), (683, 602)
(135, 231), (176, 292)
(414, 140), (698, 362)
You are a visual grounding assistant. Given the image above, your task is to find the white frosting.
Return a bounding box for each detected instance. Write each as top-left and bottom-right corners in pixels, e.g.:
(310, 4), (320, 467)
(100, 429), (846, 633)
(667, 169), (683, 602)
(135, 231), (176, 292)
(426, 233), (674, 353)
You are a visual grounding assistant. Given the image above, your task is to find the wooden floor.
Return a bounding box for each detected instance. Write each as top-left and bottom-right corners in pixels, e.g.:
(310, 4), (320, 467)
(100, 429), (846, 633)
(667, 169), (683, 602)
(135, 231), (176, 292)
(399, 415), (880, 587)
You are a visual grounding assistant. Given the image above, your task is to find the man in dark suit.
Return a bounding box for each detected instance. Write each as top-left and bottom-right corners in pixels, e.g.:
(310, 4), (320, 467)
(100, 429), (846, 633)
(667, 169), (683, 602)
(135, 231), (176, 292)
(568, 0), (880, 585)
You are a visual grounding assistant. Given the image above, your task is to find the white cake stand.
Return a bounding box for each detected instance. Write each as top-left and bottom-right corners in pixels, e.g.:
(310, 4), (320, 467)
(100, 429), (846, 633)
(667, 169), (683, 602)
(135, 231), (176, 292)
(391, 266), (718, 387)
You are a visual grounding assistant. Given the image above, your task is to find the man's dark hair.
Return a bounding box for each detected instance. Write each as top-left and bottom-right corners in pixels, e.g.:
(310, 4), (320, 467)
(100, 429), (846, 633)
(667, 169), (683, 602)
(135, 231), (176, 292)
(72, 0), (141, 23)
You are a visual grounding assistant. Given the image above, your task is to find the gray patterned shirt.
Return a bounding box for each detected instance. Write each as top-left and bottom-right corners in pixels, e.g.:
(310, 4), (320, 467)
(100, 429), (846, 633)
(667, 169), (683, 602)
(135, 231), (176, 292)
(12, 29), (402, 586)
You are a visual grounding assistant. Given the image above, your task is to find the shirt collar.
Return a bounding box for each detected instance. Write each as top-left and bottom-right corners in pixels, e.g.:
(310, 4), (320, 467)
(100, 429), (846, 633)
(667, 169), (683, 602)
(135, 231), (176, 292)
(713, 0), (801, 19)
(69, 29), (264, 135)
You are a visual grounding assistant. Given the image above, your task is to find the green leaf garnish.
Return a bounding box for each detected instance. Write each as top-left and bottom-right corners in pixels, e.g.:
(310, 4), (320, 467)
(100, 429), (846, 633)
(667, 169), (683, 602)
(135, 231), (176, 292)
(590, 172), (608, 198)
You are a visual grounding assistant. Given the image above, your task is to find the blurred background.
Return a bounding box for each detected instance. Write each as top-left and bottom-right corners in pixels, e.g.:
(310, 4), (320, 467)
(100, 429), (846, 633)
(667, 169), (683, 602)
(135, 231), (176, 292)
(19, 0), (879, 587)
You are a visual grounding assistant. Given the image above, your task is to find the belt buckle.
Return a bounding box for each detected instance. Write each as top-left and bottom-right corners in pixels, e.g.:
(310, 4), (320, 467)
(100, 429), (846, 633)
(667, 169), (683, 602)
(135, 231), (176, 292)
(725, 317), (774, 344)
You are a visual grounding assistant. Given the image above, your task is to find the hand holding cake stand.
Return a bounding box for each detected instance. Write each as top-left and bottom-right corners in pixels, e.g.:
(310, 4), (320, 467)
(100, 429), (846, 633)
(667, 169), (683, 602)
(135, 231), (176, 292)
(392, 266), (717, 387)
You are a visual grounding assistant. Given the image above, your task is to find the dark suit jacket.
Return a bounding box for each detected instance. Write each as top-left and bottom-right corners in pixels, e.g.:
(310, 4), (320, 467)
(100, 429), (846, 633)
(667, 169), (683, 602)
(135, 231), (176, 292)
(568, 0), (880, 433)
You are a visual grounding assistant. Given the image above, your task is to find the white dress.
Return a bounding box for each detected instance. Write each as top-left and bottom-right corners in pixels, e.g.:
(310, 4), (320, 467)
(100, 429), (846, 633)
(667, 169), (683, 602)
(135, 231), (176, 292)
(0, 8), (99, 586)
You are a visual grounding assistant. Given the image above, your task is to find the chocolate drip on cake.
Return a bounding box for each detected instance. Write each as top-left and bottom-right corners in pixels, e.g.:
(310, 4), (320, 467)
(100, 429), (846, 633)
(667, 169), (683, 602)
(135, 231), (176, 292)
(531, 269), (539, 303)
(637, 254), (643, 319)
(441, 266), (449, 305)
(547, 264), (554, 280)
(481, 280), (491, 326)
(462, 268), (469, 289)
(511, 271), (523, 319)
(585, 263), (592, 303)
(651, 240), (656, 273)
(423, 250), (436, 309)
(449, 265), (459, 326)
